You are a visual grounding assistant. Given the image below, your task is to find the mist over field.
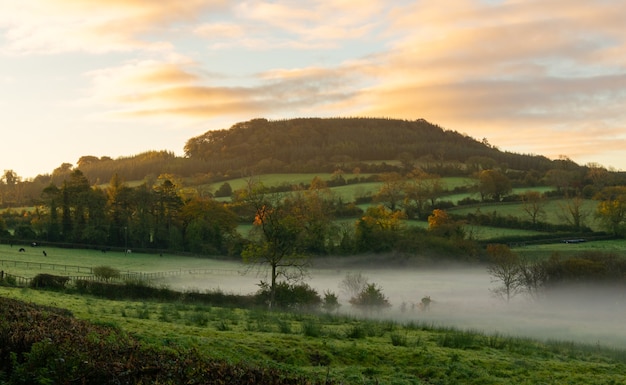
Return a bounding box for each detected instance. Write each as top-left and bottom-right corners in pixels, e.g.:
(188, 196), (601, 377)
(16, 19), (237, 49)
(159, 262), (626, 349)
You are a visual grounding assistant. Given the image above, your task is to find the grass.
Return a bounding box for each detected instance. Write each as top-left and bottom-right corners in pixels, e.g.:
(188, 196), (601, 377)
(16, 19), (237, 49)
(511, 238), (626, 259)
(1, 285), (625, 384)
(0, 243), (242, 279)
(449, 198), (600, 230)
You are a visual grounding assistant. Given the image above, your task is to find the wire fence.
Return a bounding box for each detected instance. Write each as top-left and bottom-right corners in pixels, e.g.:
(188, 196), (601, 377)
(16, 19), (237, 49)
(0, 259), (94, 274)
(0, 263), (243, 288)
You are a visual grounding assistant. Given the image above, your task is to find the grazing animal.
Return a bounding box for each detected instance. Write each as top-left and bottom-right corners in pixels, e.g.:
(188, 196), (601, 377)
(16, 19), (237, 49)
(18, 248), (25, 252)
(43, 250), (47, 257)
(420, 296), (432, 311)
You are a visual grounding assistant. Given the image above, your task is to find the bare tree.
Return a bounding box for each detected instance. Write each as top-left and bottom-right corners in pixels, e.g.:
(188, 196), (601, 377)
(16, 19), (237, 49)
(339, 272), (369, 300)
(557, 194), (590, 231)
(516, 256), (547, 300)
(486, 244), (521, 302)
(520, 191), (547, 226)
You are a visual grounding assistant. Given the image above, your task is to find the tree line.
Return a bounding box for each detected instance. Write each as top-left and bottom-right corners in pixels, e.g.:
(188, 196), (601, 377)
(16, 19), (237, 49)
(3, 118), (626, 210)
(487, 244), (626, 302)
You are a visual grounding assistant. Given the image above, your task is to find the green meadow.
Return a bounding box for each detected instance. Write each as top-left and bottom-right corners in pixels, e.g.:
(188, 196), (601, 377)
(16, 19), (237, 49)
(2, 282), (626, 384)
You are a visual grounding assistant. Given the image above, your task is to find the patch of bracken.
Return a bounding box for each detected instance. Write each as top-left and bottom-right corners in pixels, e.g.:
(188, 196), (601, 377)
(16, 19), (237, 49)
(0, 297), (332, 385)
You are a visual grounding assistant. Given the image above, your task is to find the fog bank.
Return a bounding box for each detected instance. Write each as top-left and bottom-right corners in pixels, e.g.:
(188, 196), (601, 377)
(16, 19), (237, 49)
(158, 263), (626, 349)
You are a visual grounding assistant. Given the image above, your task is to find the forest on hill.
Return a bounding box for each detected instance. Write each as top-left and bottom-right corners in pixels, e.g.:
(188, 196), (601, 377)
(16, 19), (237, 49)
(0, 117), (611, 207)
(182, 117), (556, 175)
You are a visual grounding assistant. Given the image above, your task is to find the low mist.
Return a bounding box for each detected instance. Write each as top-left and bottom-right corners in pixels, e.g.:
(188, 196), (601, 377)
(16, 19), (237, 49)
(158, 262), (626, 349)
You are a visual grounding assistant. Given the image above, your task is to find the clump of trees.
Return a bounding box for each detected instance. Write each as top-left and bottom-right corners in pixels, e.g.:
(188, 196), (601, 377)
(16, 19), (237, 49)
(349, 283), (391, 313)
(339, 273), (391, 313)
(255, 281), (321, 310)
(487, 245), (626, 302)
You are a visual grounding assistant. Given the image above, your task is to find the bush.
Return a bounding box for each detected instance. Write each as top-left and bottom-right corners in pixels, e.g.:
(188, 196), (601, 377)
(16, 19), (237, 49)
(255, 281), (322, 310)
(321, 290), (340, 313)
(214, 182), (233, 197)
(93, 265), (121, 281)
(349, 283), (391, 312)
(30, 274), (69, 290)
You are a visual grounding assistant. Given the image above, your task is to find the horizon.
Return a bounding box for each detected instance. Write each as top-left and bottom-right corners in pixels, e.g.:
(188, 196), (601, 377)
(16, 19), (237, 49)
(2, 1), (626, 179)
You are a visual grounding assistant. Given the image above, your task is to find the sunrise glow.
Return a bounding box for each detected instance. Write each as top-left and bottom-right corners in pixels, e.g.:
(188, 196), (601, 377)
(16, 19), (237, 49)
(1, 0), (625, 178)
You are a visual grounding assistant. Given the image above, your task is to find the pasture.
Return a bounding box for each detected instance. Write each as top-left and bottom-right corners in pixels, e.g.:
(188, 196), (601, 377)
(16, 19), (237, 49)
(0, 243), (239, 279)
(2, 279), (626, 384)
(449, 198), (601, 230)
(511, 238), (626, 259)
(3, 243), (626, 348)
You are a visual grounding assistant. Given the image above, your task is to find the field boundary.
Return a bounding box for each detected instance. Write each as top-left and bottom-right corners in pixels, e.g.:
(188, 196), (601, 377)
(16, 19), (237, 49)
(0, 262), (243, 287)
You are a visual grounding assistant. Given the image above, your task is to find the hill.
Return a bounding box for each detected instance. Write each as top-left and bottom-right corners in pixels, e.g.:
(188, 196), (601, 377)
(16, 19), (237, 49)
(0, 117), (600, 207)
(183, 117), (555, 175)
(73, 117), (558, 185)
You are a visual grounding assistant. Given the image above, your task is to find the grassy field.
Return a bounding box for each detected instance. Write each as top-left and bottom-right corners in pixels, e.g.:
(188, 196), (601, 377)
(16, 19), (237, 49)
(2, 285), (626, 384)
(511, 238), (626, 259)
(0, 243), (240, 279)
(449, 198), (600, 230)
(3, 244), (626, 383)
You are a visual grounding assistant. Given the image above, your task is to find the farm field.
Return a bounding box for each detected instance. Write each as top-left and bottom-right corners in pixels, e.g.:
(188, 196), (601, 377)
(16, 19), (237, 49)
(3, 243), (626, 347)
(2, 282), (626, 384)
(0, 243), (240, 279)
(205, 175), (477, 204)
(449, 198), (601, 230)
(206, 173), (373, 192)
(510, 238), (626, 259)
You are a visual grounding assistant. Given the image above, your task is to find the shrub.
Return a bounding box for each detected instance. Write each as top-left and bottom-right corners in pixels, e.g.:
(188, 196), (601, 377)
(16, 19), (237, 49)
(321, 290), (340, 313)
(30, 274), (69, 290)
(349, 283), (391, 313)
(93, 265), (121, 282)
(255, 281), (321, 310)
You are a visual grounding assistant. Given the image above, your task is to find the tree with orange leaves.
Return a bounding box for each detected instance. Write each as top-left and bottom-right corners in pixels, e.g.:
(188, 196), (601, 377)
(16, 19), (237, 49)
(241, 179), (333, 308)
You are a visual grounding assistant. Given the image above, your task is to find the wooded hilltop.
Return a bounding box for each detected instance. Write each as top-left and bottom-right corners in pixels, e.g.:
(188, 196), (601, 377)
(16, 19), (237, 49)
(4, 117), (622, 206)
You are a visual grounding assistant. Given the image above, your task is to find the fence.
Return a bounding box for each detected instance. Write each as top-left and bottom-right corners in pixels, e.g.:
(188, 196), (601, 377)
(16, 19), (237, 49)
(0, 259), (94, 274)
(0, 271), (30, 286)
(0, 265), (243, 288)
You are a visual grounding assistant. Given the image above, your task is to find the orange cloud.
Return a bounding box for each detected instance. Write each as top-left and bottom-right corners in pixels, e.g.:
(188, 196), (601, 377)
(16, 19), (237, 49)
(85, 58), (363, 122)
(349, 0), (626, 167)
(0, 0), (226, 54)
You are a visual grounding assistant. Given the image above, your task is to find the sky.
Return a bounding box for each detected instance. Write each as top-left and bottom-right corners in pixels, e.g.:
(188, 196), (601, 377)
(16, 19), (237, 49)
(1, 0), (626, 179)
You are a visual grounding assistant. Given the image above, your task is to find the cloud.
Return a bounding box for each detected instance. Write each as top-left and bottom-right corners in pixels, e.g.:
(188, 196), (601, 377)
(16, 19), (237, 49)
(85, 58), (363, 121)
(345, 0), (626, 165)
(192, 0), (385, 50)
(0, 0), (227, 54)
(7, 0), (626, 169)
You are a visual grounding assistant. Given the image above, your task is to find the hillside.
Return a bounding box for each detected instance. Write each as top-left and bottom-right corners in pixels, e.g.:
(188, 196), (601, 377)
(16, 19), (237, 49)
(2, 117), (590, 207)
(183, 117), (555, 175)
(71, 117), (559, 185)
